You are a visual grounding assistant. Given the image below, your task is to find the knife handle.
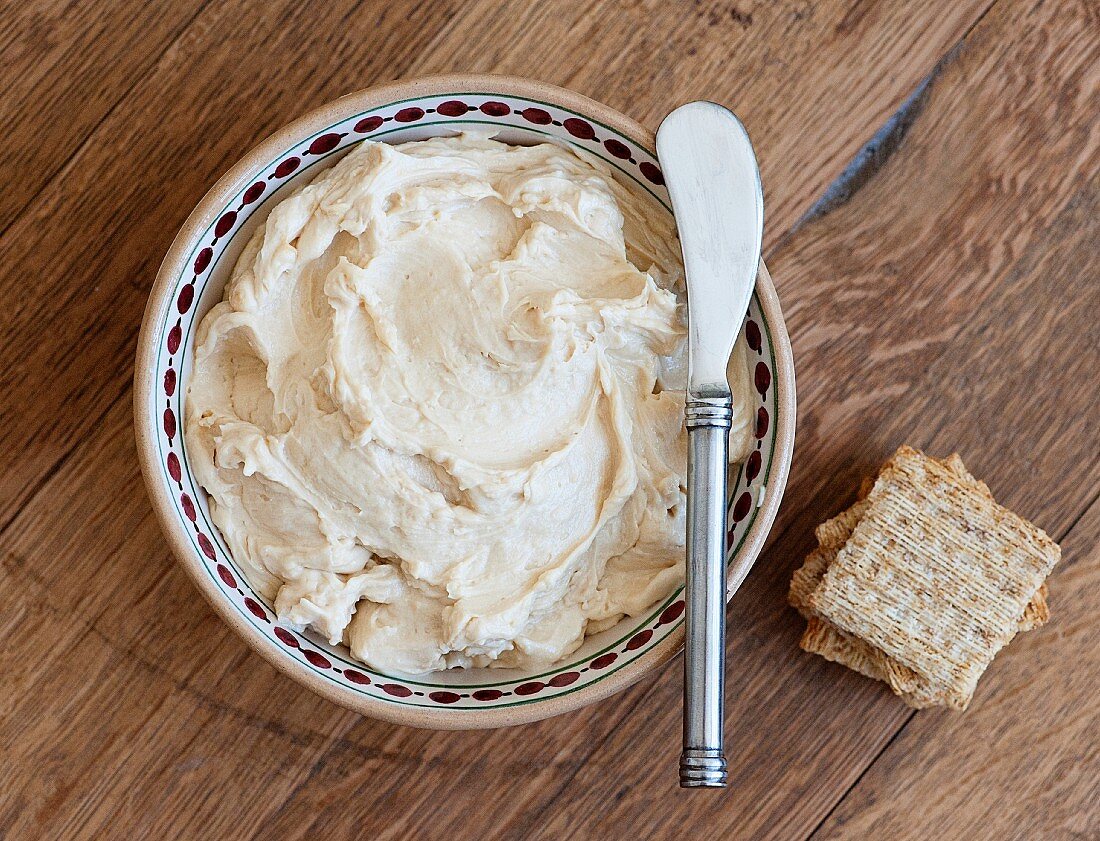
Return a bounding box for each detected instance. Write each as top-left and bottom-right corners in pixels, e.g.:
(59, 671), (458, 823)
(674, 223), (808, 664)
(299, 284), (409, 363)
(680, 395), (732, 788)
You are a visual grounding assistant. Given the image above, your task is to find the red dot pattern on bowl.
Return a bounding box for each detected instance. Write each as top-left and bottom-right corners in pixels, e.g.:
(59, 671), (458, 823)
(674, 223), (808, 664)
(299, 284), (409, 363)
(196, 533), (216, 560)
(520, 107), (552, 125)
(154, 93), (778, 709)
(166, 452), (181, 483)
(626, 629), (653, 650)
(217, 564), (237, 588)
(639, 161), (665, 185)
(732, 491), (753, 523)
(176, 284), (194, 314)
(756, 406), (770, 439)
(745, 450), (762, 483)
(194, 247), (212, 274)
(242, 181), (266, 205)
(180, 493), (196, 522)
(658, 600), (686, 625)
(308, 133), (344, 155)
(167, 323), (182, 354)
(563, 117), (596, 140)
(746, 320), (762, 352)
(354, 116), (384, 133)
(591, 652), (618, 670)
(244, 597), (267, 621)
(274, 626), (298, 648)
(304, 650), (332, 669)
(272, 157), (301, 179)
(394, 107), (425, 123)
(604, 138), (631, 159)
(214, 211), (237, 240)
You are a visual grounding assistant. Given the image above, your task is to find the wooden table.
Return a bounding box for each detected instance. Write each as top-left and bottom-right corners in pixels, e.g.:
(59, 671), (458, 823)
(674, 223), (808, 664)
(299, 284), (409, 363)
(2, 1), (1097, 838)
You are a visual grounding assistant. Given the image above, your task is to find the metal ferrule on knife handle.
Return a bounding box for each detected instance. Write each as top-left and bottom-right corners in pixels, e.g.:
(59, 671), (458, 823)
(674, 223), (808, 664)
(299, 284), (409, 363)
(685, 394), (735, 428)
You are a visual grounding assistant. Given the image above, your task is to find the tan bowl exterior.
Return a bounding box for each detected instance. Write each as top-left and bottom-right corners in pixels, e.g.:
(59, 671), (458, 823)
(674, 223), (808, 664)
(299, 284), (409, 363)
(134, 74), (796, 728)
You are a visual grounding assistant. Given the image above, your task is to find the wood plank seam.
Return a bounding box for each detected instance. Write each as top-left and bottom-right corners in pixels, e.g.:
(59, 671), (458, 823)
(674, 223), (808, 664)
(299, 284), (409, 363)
(0, 4), (972, 547)
(238, 26), (1036, 820)
(3, 498), (383, 752)
(0, 0), (1000, 531)
(0, 0), (471, 251)
(0, 0), (479, 537)
(8, 486), (654, 776)
(517, 469), (1098, 841)
(807, 709), (917, 838)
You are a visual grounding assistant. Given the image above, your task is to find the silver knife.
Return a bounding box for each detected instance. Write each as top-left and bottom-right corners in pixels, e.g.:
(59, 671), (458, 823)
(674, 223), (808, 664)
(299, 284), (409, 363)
(656, 101), (764, 789)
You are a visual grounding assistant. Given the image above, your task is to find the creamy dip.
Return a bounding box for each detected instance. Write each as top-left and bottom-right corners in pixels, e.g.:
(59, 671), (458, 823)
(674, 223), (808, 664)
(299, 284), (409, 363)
(186, 132), (755, 673)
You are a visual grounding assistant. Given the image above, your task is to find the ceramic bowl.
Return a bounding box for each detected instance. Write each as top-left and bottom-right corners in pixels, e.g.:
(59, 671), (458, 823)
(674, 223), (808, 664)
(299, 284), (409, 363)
(135, 74), (795, 728)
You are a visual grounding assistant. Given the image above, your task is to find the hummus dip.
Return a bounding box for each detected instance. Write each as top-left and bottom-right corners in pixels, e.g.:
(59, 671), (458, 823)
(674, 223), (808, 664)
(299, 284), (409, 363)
(186, 133), (755, 673)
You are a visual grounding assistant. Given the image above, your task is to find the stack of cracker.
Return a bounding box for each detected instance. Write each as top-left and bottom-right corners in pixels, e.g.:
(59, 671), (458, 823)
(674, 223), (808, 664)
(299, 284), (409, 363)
(790, 446), (1059, 709)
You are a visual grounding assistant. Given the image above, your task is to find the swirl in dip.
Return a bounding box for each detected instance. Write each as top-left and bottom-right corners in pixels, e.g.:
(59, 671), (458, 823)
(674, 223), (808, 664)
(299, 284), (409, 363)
(186, 133), (755, 673)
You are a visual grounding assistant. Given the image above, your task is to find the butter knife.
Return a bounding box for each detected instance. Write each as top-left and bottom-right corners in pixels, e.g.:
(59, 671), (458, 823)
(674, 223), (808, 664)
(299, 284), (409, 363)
(656, 101), (764, 789)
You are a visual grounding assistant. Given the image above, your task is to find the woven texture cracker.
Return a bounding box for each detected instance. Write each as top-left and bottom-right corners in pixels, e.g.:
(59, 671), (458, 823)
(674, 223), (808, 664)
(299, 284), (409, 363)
(808, 447), (1060, 709)
(790, 452), (1053, 708)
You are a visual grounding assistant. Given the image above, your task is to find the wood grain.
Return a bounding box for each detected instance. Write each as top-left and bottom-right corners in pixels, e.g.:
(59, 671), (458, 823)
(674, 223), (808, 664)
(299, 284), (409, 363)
(0, 0), (209, 233)
(0, 0), (990, 527)
(0, 0), (1097, 839)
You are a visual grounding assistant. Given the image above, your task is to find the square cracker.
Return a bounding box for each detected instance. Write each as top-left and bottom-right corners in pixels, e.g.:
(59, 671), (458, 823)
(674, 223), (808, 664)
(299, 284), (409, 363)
(789, 453), (1050, 708)
(808, 447), (1060, 709)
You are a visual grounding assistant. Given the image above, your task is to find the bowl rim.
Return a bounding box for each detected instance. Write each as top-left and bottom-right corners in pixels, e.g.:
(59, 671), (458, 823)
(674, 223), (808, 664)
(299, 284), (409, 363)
(134, 73), (796, 729)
